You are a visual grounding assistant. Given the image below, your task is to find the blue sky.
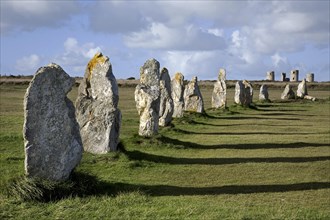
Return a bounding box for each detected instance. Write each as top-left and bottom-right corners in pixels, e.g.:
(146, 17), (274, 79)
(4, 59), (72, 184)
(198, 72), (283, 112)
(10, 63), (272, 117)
(1, 0), (329, 81)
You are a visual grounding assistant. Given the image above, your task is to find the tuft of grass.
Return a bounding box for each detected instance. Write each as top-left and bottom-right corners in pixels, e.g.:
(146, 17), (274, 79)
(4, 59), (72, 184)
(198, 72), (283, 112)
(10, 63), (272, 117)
(6, 172), (103, 202)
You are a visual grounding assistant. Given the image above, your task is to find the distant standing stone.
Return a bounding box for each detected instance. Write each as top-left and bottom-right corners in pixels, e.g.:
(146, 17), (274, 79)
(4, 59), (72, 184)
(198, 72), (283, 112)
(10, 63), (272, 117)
(75, 52), (121, 153)
(135, 58), (160, 137)
(259, 84), (270, 101)
(159, 68), (173, 126)
(184, 76), (204, 113)
(281, 84), (295, 100)
(296, 78), (316, 101)
(297, 79), (308, 98)
(159, 80), (174, 126)
(23, 63), (82, 181)
(212, 68), (227, 108)
(171, 72), (185, 118)
(234, 80), (253, 106)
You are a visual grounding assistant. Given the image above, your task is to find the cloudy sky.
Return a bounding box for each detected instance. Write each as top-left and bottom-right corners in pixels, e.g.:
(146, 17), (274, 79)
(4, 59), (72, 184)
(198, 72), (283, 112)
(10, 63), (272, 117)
(1, 0), (329, 81)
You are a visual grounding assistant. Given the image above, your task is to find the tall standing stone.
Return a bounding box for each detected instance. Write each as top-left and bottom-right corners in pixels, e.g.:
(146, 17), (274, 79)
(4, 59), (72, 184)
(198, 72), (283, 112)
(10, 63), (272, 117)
(75, 52), (121, 153)
(306, 73), (314, 82)
(259, 84), (270, 101)
(234, 80), (253, 106)
(290, 70), (299, 82)
(24, 63), (82, 181)
(297, 78), (308, 98)
(281, 84), (295, 100)
(184, 76), (204, 113)
(135, 58), (160, 137)
(159, 80), (174, 126)
(266, 71), (275, 81)
(212, 68), (227, 109)
(171, 72), (185, 118)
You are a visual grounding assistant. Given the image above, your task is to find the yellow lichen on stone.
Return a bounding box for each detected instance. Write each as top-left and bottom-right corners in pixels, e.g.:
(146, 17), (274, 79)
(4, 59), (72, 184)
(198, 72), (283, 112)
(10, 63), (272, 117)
(174, 72), (183, 81)
(86, 52), (107, 82)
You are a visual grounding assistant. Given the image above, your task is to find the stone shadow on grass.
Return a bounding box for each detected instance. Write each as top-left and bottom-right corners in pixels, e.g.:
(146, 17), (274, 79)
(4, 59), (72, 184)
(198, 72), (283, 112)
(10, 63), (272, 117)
(122, 148), (330, 165)
(107, 181), (330, 196)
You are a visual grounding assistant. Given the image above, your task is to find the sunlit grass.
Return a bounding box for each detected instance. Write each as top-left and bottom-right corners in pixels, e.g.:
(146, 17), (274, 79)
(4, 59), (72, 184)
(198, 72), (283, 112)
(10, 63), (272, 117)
(0, 84), (329, 219)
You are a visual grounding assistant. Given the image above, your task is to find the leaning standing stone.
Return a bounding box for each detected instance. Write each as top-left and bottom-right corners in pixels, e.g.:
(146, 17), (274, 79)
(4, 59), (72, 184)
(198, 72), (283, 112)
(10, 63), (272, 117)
(259, 84), (270, 101)
(135, 58), (160, 137)
(212, 68), (227, 108)
(75, 52), (121, 153)
(23, 63), (83, 181)
(171, 72), (185, 118)
(184, 76), (204, 113)
(297, 78), (308, 98)
(281, 84), (295, 100)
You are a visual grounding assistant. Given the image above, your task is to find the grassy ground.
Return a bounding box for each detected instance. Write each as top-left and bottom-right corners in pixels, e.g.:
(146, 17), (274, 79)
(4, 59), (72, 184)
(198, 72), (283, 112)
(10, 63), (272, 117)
(0, 84), (329, 219)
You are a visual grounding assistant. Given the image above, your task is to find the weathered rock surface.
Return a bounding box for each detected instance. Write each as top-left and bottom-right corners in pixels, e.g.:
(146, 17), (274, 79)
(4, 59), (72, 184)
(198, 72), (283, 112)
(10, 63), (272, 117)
(234, 80), (253, 106)
(281, 84), (295, 100)
(171, 72), (185, 118)
(135, 58), (160, 136)
(75, 52), (121, 153)
(159, 80), (174, 126)
(23, 63), (82, 181)
(184, 76), (204, 113)
(212, 68), (227, 108)
(296, 79), (316, 101)
(259, 84), (270, 101)
(160, 67), (171, 95)
(297, 79), (308, 98)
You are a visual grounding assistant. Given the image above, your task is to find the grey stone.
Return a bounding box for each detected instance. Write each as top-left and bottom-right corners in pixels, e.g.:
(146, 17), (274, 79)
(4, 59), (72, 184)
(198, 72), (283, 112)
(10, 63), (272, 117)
(23, 63), (82, 181)
(259, 84), (269, 101)
(212, 68), (227, 108)
(160, 67), (171, 95)
(281, 84), (295, 100)
(297, 79), (308, 98)
(234, 80), (253, 106)
(171, 72), (185, 118)
(184, 76), (204, 113)
(306, 73), (314, 82)
(266, 71), (275, 81)
(290, 70), (299, 82)
(135, 58), (160, 137)
(75, 52), (121, 153)
(159, 80), (174, 126)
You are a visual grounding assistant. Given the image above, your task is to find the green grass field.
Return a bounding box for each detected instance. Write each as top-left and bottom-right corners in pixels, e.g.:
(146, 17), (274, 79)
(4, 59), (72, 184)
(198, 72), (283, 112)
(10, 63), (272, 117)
(0, 84), (329, 219)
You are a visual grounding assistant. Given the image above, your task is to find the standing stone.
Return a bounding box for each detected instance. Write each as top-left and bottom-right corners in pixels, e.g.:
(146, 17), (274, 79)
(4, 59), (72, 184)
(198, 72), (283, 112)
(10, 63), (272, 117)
(135, 58), (160, 137)
(160, 67), (171, 95)
(281, 84), (295, 100)
(171, 72), (185, 118)
(159, 80), (174, 126)
(159, 68), (173, 126)
(259, 84), (270, 101)
(266, 71), (275, 81)
(75, 52), (121, 153)
(297, 78), (308, 98)
(281, 73), (287, 81)
(23, 63), (82, 181)
(212, 68), (227, 108)
(290, 70), (299, 82)
(234, 80), (253, 106)
(306, 73), (314, 82)
(184, 76), (204, 113)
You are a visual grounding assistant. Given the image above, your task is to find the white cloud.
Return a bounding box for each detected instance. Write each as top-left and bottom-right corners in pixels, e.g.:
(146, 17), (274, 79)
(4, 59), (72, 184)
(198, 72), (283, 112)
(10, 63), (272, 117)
(0, 1), (80, 33)
(15, 54), (40, 72)
(124, 22), (226, 51)
(54, 38), (102, 75)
